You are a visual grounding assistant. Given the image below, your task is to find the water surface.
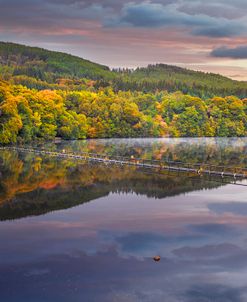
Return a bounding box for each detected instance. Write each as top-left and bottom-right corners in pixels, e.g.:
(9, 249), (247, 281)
(0, 138), (247, 302)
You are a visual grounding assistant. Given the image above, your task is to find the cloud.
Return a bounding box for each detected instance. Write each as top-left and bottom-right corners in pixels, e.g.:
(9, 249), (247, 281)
(0, 0), (110, 30)
(0, 0), (246, 39)
(45, 0), (174, 10)
(0, 0), (246, 40)
(178, 2), (247, 19)
(193, 24), (245, 37)
(107, 2), (212, 28)
(105, 2), (246, 38)
(211, 46), (247, 59)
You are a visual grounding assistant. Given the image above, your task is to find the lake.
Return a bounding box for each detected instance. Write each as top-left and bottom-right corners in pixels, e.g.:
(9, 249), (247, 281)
(0, 138), (247, 302)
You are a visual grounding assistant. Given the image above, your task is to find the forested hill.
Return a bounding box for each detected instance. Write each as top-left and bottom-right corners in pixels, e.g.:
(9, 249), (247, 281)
(0, 41), (247, 98)
(0, 41), (114, 89)
(117, 64), (247, 98)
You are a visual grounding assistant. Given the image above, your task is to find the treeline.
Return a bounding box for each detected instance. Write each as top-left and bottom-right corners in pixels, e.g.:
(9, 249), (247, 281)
(0, 79), (246, 144)
(112, 64), (247, 99)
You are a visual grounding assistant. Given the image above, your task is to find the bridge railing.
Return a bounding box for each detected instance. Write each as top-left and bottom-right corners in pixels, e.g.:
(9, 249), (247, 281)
(0, 146), (246, 178)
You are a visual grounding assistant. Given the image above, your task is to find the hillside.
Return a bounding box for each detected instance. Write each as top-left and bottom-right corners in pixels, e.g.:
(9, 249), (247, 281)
(0, 42), (246, 98)
(112, 64), (247, 98)
(0, 42), (247, 144)
(0, 41), (115, 90)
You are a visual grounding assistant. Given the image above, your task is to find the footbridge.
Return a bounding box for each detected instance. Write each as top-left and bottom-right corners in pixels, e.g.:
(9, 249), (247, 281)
(1, 146), (247, 180)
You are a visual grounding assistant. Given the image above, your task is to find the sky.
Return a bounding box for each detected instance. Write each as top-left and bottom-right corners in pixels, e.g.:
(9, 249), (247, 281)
(0, 0), (247, 80)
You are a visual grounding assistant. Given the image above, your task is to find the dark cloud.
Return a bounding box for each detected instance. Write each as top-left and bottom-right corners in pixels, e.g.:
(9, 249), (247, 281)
(0, 0), (110, 30)
(107, 2), (215, 28)
(105, 2), (246, 38)
(0, 0), (246, 39)
(193, 24), (245, 37)
(211, 46), (247, 59)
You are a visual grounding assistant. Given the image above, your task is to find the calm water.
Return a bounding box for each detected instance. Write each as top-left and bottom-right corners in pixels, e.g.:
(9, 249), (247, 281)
(0, 138), (247, 302)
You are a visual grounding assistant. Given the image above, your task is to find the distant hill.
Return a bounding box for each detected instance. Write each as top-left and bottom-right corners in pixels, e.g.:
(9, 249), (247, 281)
(0, 41), (246, 98)
(113, 64), (247, 98)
